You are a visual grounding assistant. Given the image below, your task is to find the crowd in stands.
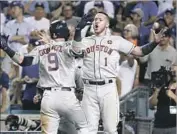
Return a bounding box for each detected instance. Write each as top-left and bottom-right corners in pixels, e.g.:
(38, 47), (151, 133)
(0, 0), (176, 114)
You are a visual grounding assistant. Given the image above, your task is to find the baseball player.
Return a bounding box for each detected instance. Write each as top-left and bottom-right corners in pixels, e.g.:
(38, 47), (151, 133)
(71, 12), (166, 134)
(0, 21), (89, 134)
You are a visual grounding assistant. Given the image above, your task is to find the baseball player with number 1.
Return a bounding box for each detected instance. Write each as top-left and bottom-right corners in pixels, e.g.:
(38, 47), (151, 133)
(0, 20), (89, 134)
(72, 12), (166, 134)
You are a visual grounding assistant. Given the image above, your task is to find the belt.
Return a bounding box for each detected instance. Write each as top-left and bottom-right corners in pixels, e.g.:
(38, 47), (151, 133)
(83, 79), (113, 85)
(44, 87), (72, 91)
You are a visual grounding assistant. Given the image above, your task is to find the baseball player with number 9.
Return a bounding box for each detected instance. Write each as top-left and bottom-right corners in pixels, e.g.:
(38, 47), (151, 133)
(0, 21), (89, 134)
(72, 12), (167, 134)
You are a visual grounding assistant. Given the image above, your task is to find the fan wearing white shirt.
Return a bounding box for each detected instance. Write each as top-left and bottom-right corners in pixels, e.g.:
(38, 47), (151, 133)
(1, 13), (6, 34)
(26, 2), (50, 32)
(117, 53), (139, 97)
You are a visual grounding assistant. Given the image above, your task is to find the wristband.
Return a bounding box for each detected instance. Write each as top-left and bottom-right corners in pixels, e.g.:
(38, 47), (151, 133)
(141, 42), (158, 55)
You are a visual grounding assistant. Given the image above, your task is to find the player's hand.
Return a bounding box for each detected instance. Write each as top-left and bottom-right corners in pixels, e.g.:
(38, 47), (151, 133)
(76, 13), (94, 30)
(23, 76), (31, 83)
(33, 94), (41, 104)
(38, 30), (51, 44)
(152, 27), (168, 44)
(0, 34), (9, 50)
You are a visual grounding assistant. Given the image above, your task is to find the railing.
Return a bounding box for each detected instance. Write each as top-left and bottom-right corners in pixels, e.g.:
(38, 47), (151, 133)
(120, 86), (154, 134)
(120, 86), (151, 117)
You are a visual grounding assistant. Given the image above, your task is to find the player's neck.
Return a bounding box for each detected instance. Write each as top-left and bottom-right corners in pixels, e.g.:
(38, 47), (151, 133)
(95, 31), (107, 37)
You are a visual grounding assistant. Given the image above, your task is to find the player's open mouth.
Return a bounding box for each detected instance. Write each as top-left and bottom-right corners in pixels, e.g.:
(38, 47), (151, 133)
(95, 25), (98, 29)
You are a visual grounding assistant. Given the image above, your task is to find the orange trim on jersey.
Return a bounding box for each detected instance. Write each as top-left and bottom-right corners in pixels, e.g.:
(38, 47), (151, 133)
(129, 39), (138, 46)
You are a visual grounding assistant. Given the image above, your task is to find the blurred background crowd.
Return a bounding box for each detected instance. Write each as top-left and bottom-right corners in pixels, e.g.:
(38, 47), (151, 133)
(0, 0), (176, 115)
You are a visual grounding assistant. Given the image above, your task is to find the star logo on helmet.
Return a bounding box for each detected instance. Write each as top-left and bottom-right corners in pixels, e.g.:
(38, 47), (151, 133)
(107, 40), (112, 44)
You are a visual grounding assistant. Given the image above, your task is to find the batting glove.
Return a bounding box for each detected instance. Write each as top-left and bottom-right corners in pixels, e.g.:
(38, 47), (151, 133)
(0, 34), (9, 50)
(74, 13), (93, 41)
(76, 13), (94, 30)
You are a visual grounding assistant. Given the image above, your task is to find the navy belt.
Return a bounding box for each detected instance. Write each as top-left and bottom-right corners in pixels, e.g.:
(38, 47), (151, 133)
(83, 79), (113, 85)
(44, 87), (72, 91)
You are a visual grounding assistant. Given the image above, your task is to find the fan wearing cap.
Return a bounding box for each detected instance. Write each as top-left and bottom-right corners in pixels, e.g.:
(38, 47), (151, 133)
(2, 1), (33, 75)
(16, 38), (40, 110)
(140, 28), (177, 82)
(84, 1), (115, 18)
(25, 2), (50, 32)
(133, 1), (158, 26)
(0, 20), (90, 134)
(131, 8), (150, 45)
(61, 3), (81, 28)
(163, 8), (176, 48)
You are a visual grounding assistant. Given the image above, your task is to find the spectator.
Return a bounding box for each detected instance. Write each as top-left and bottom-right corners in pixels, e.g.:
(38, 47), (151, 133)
(131, 8), (150, 45)
(75, 1), (88, 17)
(111, 27), (122, 36)
(48, 1), (63, 21)
(149, 65), (177, 134)
(0, 13), (6, 58)
(0, 62), (9, 113)
(23, 0), (50, 16)
(163, 9), (176, 48)
(48, 1), (61, 12)
(2, 1), (33, 75)
(139, 29), (177, 84)
(116, 24), (140, 97)
(4, 2), (15, 22)
(123, 24), (139, 46)
(61, 3), (81, 27)
(122, 1), (137, 19)
(84, 1), (115, 18)
(20, 39), (39, 110)
(1, 12), (6, 34)
(134, 1), (158, 26)
(12, 39), (40, 110)
(113, 5), (125, 30)
(25, 2), (50, 32)
(117, 52), (139, 97)
(172, 0), (177, 21)
(157, 0), (173, 15)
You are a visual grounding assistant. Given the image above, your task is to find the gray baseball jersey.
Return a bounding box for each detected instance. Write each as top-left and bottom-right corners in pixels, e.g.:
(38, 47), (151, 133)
(73, 35), (135, 80)
(27, 41), (76, 88)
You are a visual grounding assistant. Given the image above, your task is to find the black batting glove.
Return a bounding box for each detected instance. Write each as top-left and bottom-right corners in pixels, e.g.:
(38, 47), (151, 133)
(0, 34), (9, 50)
(76, 13), (94, 30)
(0, 34), (15, 58)
(74, 13), (94, 41)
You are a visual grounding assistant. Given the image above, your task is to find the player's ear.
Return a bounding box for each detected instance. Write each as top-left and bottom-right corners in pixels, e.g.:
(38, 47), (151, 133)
(106, 23), (109, 28)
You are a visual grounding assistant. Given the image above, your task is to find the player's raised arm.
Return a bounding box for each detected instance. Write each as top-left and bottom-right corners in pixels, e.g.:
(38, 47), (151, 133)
(69, 13), (93, 57)
(131, 28), (168, 57)
(0, 35), (36, 66)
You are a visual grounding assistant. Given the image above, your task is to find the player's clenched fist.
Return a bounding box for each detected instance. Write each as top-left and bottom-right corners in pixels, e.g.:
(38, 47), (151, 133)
(74, 13), (94, 41)
(0, 34), (9, 50)
(33, 94), (42, 104)
(76, 13), (94, 30)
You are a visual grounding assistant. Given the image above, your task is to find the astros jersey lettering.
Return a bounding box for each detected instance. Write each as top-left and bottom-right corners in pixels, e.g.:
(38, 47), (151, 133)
(27, 41), (76, 88)
(80, 35), (135, 79)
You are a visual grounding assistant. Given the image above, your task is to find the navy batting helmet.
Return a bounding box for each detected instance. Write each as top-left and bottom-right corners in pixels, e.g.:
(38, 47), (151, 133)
(49, 20), (70, 41)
